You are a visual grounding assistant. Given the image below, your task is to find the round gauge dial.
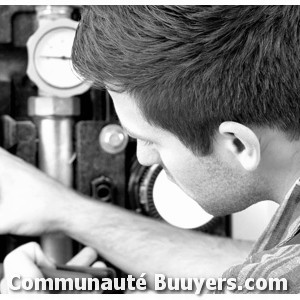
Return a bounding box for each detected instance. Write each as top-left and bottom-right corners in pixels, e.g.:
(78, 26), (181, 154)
(27, 19), (91, 98)
(34, 27), (81, 89)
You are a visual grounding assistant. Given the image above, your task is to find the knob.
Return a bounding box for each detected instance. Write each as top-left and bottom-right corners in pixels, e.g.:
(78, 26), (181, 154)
(99, 124), (128, 154)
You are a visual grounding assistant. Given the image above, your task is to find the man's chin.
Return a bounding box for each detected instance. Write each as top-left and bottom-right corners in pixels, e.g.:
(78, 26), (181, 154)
(196, 202), (239, 217)
(203, 202), (256, 217)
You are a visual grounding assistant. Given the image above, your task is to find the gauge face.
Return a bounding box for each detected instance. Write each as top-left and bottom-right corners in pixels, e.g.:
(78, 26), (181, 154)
(34, 27), (82, 89)
(153, 170), (213, 229)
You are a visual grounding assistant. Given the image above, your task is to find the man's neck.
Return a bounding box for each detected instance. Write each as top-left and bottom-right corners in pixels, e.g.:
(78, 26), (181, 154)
(259, 130), (300, 204)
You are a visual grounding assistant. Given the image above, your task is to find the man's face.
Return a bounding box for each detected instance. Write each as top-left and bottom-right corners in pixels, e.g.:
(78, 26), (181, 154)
(109, 90), (267, 216)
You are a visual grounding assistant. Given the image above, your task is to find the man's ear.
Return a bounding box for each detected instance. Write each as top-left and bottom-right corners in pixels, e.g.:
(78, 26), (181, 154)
(219, 121), (261, 171)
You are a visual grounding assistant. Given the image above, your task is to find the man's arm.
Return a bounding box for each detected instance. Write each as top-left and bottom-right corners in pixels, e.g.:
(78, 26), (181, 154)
(0, 148), (253, 285)
(60, 194), (253, 284)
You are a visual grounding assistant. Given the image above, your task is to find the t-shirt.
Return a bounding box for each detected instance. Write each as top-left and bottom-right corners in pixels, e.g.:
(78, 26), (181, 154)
(221, 180), (300, 293)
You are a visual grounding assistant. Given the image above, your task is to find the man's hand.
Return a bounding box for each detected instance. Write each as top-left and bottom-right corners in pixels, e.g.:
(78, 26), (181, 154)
(0, 242), (54, 293)
(0, 148), (76, 235)
(0, 242), (100, 294)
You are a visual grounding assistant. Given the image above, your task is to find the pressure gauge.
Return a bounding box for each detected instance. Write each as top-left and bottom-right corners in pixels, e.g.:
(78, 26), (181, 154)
(27, 18), (91, 98)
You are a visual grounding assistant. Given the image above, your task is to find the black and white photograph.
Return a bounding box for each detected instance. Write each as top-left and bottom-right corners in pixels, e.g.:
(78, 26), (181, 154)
(0, 4), (298, 296)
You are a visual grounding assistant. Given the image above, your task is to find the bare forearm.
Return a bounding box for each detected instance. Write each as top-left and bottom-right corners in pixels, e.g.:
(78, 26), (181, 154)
(0, 148), (252, 281)
(59, 192), (253, 282)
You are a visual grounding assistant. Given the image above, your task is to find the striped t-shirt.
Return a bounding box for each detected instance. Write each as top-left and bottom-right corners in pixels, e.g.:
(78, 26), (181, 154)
(221, 179), (300, 293)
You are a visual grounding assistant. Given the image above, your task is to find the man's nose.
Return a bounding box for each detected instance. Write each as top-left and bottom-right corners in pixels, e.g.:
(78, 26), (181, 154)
(136, 142), (160, 166)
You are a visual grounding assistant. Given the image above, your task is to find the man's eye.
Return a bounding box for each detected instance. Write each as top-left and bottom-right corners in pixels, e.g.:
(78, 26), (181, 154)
(139, 139), (153, 146)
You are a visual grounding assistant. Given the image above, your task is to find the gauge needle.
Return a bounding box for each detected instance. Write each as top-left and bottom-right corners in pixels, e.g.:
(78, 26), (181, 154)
(39, 55), (71, 60)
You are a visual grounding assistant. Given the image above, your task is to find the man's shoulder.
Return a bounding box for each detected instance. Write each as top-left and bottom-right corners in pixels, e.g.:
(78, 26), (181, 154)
(222, 244), (300, 293)
(220, 181), (300, 293)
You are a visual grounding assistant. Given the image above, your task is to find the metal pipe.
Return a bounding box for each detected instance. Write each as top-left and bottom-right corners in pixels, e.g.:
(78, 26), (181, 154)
(35, 5), (73, 28)
(37, 118), (73, 185)
(37, 117), (73, 263)
(28, 96), (80, 264)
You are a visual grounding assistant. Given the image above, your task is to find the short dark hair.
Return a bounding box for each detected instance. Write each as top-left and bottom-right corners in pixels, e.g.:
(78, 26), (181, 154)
(72, 5), (300, 155)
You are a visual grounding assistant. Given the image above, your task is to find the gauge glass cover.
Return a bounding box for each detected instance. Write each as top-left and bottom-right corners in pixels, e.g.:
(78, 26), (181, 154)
(34, 27), (82, 89)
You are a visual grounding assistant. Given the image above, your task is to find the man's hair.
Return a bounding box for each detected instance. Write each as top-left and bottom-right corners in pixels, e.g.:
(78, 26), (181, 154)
(72, 5), (300, 155)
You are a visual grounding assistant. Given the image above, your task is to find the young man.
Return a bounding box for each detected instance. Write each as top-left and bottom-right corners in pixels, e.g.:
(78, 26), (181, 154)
(1, 5), (300, 293)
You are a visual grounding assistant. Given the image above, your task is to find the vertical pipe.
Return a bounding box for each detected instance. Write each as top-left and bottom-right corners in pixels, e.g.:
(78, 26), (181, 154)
(38, 118), (73, 185)
(35, 5), (72, 28)
(38, 118), (73, 263)
(28, 96), (80, 264)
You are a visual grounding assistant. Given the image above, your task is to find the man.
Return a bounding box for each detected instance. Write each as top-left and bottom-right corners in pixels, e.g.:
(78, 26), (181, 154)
(1, 5), (300, 293)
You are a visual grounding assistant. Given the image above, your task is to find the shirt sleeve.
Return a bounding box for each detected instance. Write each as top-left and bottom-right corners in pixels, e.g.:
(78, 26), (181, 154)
(220, 244), (300, 294)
